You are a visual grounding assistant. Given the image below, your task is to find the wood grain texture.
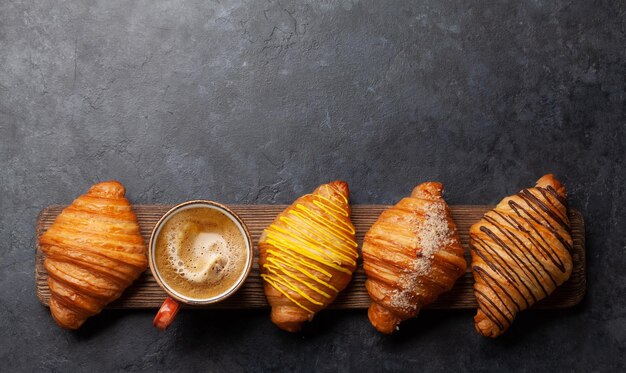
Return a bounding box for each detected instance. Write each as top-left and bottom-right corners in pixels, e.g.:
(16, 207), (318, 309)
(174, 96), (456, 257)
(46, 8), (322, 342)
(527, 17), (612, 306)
(35, 205), (586, 310)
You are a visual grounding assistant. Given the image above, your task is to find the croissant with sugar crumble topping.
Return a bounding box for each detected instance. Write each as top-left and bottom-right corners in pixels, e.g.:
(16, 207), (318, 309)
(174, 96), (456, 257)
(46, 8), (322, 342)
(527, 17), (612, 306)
(362, 182), (467, 334)
(39, 181), (148, 329)
(470, 174), (573, 338)
(258, 181), (358, 332)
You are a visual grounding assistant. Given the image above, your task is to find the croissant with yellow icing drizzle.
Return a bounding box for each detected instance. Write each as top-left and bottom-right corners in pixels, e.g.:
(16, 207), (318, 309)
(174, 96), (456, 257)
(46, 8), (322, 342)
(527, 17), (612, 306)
(362, 182), (467, 333)
(470, 174), (573, 338)
(258, 181), (358, 332)
(39, 181), (148, 329)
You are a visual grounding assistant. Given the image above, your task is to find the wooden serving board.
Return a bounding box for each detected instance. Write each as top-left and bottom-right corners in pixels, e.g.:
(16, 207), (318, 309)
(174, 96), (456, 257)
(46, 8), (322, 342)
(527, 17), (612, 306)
(35, 205), (586, 309)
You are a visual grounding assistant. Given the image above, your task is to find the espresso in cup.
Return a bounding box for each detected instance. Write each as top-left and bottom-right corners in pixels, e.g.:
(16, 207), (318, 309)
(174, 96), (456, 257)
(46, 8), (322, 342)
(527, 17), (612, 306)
(154, 207), (249, 300)
(149, 201), (253, 329)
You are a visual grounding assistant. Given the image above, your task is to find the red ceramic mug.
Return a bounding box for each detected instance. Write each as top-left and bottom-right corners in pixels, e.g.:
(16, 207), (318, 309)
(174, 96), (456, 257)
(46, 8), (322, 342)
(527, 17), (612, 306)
(148, 200), (253, 330)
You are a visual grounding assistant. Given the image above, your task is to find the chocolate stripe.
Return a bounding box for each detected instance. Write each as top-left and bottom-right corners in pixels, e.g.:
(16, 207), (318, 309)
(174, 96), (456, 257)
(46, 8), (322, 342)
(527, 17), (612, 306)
(471, 180), (573, 337)
(484, 214), (552, 295)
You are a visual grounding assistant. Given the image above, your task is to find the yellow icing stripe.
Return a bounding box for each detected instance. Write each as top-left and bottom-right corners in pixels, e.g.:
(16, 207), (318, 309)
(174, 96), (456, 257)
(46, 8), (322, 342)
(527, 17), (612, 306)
(267, 248), (332, 278)
(264, 262), (331, 299)
(289, 209), (357, 256)
(312, 195), (347, 216)
(295, 203), (355, 235)
(323, 184), (348, 205)
(283, 212), (358, 253)
(275, 217), (356, 264)
(261, 188), (358, 314)
(266, 256), (336, 294)
(281, 214), (358, 259)
(261, 274), (314, 314)
(264, 267), (325, 306)
(265, 234), (352, 274)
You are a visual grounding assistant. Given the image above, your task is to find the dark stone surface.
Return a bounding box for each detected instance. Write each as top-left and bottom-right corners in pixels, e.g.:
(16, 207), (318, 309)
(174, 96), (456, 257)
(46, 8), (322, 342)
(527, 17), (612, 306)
(1, 0), (624, 371)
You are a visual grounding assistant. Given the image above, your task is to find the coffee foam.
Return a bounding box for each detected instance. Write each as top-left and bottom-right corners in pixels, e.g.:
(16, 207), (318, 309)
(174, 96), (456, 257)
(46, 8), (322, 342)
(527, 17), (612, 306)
(154, 207), (248, 300)
(164, 221), (242, 284)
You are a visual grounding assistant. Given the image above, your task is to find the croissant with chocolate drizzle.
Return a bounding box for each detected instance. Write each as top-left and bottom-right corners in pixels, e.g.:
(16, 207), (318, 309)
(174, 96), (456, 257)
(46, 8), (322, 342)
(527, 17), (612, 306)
(470, 174), (573, 338)
(362, 182), (467, 334)
(258, 181), (358, 332)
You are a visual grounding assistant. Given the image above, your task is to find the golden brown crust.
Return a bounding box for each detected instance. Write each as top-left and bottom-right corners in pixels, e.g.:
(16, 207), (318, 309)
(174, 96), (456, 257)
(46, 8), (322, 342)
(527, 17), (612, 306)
(362, 182), (467, 334)
(258, 181), (358, 332)
(39, 181), (148, 329)
(470, 174), (573, 338)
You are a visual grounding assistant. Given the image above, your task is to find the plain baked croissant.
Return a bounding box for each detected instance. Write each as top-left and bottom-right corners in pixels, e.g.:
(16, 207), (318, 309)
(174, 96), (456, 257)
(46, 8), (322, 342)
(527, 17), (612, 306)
(362, 182), (467, 333)
(470, 174), (573, 338)
(258, 181), (358, 332)
(39, 181), (148, 329)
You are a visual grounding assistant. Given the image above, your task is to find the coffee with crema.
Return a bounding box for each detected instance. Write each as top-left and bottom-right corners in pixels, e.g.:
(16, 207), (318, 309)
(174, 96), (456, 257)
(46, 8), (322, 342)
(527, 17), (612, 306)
(154, 207), (248, 300)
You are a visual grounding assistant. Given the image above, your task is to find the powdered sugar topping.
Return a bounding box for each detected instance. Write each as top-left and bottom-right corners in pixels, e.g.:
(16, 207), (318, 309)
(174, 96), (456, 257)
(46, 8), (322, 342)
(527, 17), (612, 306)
(389, 201), (452, 312)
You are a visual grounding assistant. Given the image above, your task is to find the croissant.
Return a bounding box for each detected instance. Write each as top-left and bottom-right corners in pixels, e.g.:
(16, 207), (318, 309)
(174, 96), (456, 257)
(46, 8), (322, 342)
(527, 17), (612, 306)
(39, 181), (148, 329)
(470, 174), (573, 338)
(258, 181), (358, 332)
(362, 182), (467, 333)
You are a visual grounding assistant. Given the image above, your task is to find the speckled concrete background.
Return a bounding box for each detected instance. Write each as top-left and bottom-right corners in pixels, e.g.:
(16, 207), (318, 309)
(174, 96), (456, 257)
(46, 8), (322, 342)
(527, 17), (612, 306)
(1, 0), (624, 371)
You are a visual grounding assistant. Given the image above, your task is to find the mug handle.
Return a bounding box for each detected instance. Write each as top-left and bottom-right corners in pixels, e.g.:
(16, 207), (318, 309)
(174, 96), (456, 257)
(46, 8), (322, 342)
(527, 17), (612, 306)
(153, 297), (180, 330)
